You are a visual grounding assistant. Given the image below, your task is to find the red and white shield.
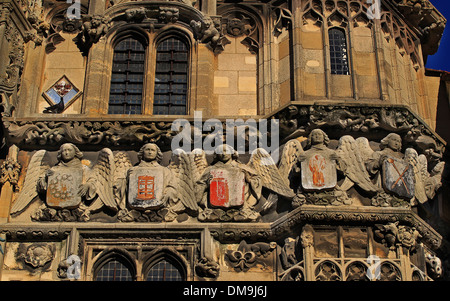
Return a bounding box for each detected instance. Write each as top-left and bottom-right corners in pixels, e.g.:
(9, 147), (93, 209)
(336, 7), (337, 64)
(128, 167), (164, 209)
(209, 168), (245, 208)
(301, 153), (337, 191)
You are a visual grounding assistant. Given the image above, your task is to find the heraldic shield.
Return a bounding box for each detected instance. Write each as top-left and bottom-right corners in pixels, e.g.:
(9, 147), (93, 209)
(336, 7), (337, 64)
(209, 167), (245, 208)
(301, 153), (337, 191)
(128, 168), (164, 209)
(382, 157), (415, 199)
(46, 167), (83, 209)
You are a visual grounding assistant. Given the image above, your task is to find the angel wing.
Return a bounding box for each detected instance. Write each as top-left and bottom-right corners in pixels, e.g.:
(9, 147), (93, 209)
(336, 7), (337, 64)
(190, 148), (208, 183)
(247, 148), (295, 199)
(10, 150), (49, 215)
(277, 139), (304, 186)
(169, 149), (199, 213)
(113, 152), (133, 210)
(336, 136), (379, 193)
(89, 148), (118, 211)
(405, 148), (429, 204)
(356, 137), (374, 161)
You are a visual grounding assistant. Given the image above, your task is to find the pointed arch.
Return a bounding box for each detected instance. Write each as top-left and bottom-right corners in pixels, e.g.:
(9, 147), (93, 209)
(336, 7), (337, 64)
(93, 248), (137, 281)
(142, 248), (188, 281)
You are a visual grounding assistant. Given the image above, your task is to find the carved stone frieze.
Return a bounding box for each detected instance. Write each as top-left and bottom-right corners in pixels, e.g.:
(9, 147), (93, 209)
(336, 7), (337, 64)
(276, 104), (445, 159)
(3, 120), (177, 148)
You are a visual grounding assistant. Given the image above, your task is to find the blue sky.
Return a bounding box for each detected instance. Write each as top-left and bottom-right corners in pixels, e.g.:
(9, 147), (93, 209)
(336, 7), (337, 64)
(426, 0), (450, 72)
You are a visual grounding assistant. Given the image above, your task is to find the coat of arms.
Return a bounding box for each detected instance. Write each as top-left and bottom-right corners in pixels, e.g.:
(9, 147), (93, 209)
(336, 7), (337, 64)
(209, 168), (246, 208)
(301, 153), (337, 191)
(46, 167), (83, 209)
(128, 168), (165, 209)
(382, 157), (415, 199)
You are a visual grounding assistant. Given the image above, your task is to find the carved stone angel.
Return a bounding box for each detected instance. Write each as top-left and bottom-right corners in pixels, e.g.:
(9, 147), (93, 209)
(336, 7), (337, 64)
(117, 143), (198, 222)
(11, 143), (117, 221)
(281, 129), (352, 206)
(338, 132), (444, 207)
(195, 144), (294, 222)
(366, 133), (419, 206)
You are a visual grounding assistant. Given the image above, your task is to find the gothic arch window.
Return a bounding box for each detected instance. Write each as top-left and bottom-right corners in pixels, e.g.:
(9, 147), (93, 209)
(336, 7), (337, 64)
(108, 36), (146, 114)
(146, 258), (184, 281)
(153, 36), (189, 115)
(94, 252), (136, 281)
(143, 252), (186, 281)
(328, 27), (349, 75)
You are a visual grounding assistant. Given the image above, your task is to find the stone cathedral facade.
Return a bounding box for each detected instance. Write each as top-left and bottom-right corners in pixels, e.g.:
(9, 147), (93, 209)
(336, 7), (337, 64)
(0, 0), (449, 282)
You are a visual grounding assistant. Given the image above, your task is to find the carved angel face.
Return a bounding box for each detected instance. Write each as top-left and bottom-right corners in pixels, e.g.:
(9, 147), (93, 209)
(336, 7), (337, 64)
(215, 145), (234, 163)
(141, 144), (159, 162)
(60, 144), (77, 163)
(386, 134), (402, 152)
(310, 129), (325, 145)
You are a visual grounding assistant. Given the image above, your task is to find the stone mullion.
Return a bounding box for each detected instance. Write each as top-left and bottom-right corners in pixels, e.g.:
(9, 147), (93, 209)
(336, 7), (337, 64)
(83, 39), (111, 115)
(372, 19), (389, 101)
(290, 0), (304, 101)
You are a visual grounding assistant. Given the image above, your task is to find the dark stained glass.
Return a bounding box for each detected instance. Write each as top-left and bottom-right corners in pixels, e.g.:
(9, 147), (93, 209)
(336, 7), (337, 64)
(146, 259), (183, 281)
(108, 37), (145, 114)
(329, 28), (350, 75)
(154, 37), (188, 115)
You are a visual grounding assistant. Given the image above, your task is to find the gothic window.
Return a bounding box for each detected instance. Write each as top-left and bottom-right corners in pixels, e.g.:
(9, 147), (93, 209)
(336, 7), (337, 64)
(108, 37), (145, 114)
(329, 28), (349, 75)
(153, 37), (189, 115)
(95, 258), (134, 281)
(146, 259), (184, 281)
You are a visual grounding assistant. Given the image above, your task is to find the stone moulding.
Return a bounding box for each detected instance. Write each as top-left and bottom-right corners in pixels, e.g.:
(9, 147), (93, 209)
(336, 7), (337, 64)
(270, 205), (443, 250)
(2, 103), (446, 154)
(0, 204), (442, 250)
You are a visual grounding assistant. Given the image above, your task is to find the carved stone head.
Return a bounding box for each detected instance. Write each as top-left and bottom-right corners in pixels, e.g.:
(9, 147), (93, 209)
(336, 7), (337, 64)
(57, 143), (83, 163)
(380, 133), (402, 152)
(138, 143), (163, 164)
(306, 129), (330, 148)
(213, 144), (238, 164)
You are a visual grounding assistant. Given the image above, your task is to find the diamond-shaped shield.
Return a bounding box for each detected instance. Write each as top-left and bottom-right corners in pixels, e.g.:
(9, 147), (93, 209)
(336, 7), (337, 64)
(209, 167), (245, 208)
(128, 167), (165, 209)
(382, 157), (415, 199)
(43, 76), (81, 113)
(46, 167), (83, 209)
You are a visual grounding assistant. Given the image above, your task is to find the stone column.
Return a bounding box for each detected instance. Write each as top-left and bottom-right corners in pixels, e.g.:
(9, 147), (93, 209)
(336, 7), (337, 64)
(301, 224), (315, 281)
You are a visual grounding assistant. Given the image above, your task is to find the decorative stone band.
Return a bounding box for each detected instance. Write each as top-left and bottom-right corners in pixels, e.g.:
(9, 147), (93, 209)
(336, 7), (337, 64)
(2, 103), (446, 156)
(0, 204), (442, 251)
(271, 205), (443, 251)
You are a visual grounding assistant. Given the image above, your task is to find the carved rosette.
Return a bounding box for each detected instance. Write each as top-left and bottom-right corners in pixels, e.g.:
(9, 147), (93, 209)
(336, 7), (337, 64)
(15, 243), (55, 270)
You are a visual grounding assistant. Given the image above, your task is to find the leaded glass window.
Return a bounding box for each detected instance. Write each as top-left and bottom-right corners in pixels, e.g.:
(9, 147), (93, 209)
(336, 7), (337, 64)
(95, 258), (134, 281)
(153, 37), (188, 115)
(146, 259), (184, 281)
(108, 37), (145, 114)
(329, 28), (349, 75)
